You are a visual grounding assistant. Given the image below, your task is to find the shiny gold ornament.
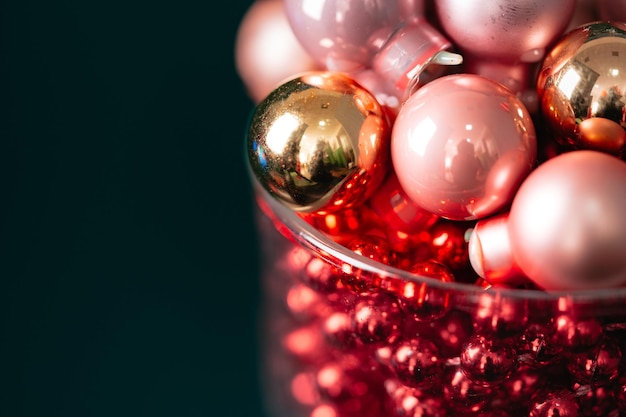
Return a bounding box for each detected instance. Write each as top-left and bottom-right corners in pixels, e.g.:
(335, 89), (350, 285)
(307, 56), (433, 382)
(247, 71), (391, 213)
(537, 22), (626, 157)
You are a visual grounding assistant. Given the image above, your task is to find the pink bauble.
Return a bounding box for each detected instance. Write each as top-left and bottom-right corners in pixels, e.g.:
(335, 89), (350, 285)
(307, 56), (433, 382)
(434, 0), (576, 63)
(508, 150), (626, 291)
(597, 0), (626, 22)
(391, 74), (537, 220)
(282, 0), (460, 91)
(235, 0), (319, 103)
(283, 0), (403, 72)
(567, 0), (598, 32)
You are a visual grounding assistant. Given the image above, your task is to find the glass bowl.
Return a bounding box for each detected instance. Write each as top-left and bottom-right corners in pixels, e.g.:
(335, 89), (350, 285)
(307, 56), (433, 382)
(250, 172), (626, 417)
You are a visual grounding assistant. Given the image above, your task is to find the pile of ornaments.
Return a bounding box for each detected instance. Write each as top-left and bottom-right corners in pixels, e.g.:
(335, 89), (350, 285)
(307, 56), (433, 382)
(238, 0), (626, 294)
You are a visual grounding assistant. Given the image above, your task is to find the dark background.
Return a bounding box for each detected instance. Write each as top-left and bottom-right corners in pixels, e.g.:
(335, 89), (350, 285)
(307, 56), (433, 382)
(1, 0), (268, 416)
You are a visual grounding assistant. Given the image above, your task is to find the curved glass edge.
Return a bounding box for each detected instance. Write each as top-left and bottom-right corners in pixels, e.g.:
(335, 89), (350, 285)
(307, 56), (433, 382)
(248, 165), (626, 303)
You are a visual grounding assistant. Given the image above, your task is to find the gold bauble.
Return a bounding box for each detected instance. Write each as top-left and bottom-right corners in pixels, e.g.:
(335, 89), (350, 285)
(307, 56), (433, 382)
(537, 22), (626, 157)
(247, 71), (391, 213)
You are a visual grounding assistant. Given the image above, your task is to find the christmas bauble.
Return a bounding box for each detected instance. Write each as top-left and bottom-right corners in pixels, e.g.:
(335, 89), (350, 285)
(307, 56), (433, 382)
(391, 74), (537, 220)
(537, 21), (626, 157)
(509, 150), (626, 291)
(247, 71), (391, 213)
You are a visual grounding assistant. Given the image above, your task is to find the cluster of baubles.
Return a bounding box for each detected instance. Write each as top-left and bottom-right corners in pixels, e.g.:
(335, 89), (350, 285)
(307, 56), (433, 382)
(238, 0), (626, 292)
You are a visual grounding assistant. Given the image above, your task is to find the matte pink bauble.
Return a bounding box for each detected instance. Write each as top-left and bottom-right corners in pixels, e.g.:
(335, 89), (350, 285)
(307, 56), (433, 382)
(235, 0), (319, 103)
(391, 74), (537, 220)
(597, 0), (626, 22)
(508, 150), (626, 291)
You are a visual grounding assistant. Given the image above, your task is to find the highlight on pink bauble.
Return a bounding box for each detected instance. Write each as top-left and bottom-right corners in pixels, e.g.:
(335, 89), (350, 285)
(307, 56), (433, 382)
(434, 0), (576, 63)
(235, 0), (319, 103)
(508, 150), (626, 291)
(391, 74), (537, 221)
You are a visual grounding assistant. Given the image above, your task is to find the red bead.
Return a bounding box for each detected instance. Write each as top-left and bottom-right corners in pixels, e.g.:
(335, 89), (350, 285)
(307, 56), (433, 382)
(291, 371), (321, 406)
(433, 310), (474, 358)
(286, 284), (329, 322)
(616, 373), (626, 413)
(391, 240), (433, 270)
(352, 292), (403, 345)
(321, 311), (358, 350)
(304, 206), (385, 246)
(567, 337), (622, 386)
(428, 220), (473, 271)
(474, 291), (529, 338)
(502, 366), (546, 406)
(555, 315), (603, 352)
(460, 334), (518, 387)
(389, 337), (442, 388)
(368, 172), (439, 234)
(340, 233), (393, 294)
(283, 323), (330, 364)
(346, 234), (392, 266)
(528, 390), (580, 417)
(301, 256), (341, 294)
(397, 260), (454, 322)
(384, 379), (447, 417)
(326, 288), (359, 313)
(315, 359), (385, 417)
(443, 365), (493, 414)
(517, 323), (564, 367)
(573, 384), (616, 417)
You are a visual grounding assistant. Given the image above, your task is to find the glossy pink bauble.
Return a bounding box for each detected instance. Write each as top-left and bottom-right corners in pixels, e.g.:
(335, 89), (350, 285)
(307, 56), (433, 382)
(283, 0), (460, 91)
(508, 150), (626, 291)
(435, 0), (576, 63)
(235, 0), (319, 103)
(391, 74), (537, 220)
(283, 0), (404, 72)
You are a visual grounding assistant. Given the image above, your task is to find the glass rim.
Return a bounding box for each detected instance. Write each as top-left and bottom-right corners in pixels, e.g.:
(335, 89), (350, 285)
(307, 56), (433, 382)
(249, 165), (626, 302)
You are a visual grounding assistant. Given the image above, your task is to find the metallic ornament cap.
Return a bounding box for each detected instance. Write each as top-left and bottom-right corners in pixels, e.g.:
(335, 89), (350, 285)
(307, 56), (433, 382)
(247, 71), (391, 214)
(372, 20), (462, 93)
(468, 213), (528, 286)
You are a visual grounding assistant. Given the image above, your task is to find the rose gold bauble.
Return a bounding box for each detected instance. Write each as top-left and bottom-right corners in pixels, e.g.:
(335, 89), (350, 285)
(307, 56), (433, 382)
(508, 150), (626, 291)
(247, 71), (391, 214)
(537, 22), (626, 157)
(235, 0), (319, 103)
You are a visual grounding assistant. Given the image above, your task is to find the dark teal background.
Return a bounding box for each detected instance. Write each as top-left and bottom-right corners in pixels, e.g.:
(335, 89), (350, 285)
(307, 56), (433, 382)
(1, 0), (267, 415)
